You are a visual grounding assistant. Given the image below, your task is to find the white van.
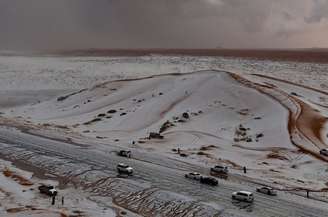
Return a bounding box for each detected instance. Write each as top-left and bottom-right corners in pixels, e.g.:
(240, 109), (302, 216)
(232, 191), (254, 202)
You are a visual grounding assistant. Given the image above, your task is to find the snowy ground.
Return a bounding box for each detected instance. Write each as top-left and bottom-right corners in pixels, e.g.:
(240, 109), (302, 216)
(0, 55), (328, 215)
(0, 158), (134, 217)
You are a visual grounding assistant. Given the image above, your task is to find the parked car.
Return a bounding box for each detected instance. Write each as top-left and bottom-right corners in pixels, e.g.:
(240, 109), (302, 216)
(256, 186), (277, 196)
(117, 150), (131, 158)
(200, 176), (218, 186)
(117, 163), (133, 175)
(210, 165), (229, 174)
(232, 191), (254, 202)
(38, 185), (57, 196)
(184, 172), (201, 180)
(320, 148), (328, 156)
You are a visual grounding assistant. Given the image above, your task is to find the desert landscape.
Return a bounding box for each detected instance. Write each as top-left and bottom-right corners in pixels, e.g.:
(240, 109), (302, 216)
(0, 53), (328, 216)
(3, 0), (328, 216)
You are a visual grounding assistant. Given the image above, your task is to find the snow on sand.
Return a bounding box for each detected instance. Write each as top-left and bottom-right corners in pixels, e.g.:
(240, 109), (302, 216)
(0, 55), (328, 192)
(0, 158), (121, 217)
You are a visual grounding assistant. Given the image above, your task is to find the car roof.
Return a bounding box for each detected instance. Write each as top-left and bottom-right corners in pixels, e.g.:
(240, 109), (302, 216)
(203, 176), (216, 180)
(118, 163), (127, 166)
(261, 186), (273, 189)
(191, 172), (200, 174)
(239, 191), (253, 194)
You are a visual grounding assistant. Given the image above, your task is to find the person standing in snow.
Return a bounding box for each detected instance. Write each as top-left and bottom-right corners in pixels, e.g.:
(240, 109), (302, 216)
(52, 195), (56, 205)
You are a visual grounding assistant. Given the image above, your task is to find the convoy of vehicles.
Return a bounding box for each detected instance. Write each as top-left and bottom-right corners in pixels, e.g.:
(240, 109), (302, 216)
(39, 156), (277, 204)
(38, 153), (279, 205)
(49, 149), (278, 204)
(183, 164), (280, 203)
(41, 148), (278, 204)
(114, 151), (279, 203)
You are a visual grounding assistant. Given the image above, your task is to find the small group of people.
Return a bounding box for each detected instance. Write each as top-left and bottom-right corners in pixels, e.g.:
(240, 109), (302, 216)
(51, 195), (64, 206)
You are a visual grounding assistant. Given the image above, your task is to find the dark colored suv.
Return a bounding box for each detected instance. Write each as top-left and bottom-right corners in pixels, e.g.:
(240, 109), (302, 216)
(38, 185), (57, 196)
(117, 150), (131, 158)
(200, 176), (218, 186)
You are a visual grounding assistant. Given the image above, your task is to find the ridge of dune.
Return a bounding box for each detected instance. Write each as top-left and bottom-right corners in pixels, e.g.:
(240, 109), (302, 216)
(294, 98), (328, 149)
(252, 74), (328, 96)
(250, 73), (328, 150)
(230, 73), (328, 161)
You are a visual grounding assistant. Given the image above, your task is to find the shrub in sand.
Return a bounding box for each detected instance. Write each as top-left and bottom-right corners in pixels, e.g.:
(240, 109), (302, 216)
(159, 120), (175, 133)
(83, 118), (102, 125)
(267, 152), (288, 161)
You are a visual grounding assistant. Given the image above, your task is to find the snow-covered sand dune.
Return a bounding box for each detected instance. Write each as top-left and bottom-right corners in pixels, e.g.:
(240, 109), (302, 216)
(8, 70), (292, 149)
(245, 74), (328, 160)
(1, 55), (328, 192)
(3, 68), (328, 190)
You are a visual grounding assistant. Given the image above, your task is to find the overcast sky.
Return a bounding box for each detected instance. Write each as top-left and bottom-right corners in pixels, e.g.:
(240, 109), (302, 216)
(1, 0), (328, 50)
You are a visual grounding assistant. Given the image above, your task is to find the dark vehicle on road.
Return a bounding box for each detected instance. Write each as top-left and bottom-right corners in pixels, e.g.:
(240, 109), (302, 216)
(200, 176), (218, 186)
(38, 185), (57, 196)
(117, 150), (131, 158)
(320, 148), (328, 156)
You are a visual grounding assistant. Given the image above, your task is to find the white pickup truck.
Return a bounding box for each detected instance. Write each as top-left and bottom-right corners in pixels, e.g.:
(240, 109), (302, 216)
(117, 163), (133, 175)
(184, 172), (201, 180)
(210, 165), (229, 174)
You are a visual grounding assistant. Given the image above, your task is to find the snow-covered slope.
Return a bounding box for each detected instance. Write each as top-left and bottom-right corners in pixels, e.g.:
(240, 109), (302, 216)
(7, 71), (292, 150)
(1, 55), (328, 191)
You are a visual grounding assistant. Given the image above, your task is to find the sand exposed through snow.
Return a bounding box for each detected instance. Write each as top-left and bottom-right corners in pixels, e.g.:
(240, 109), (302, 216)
(1, 55), (328, 194)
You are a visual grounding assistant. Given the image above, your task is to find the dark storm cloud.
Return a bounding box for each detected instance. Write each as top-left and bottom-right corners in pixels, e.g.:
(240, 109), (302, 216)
(0, 0), (327, 50)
